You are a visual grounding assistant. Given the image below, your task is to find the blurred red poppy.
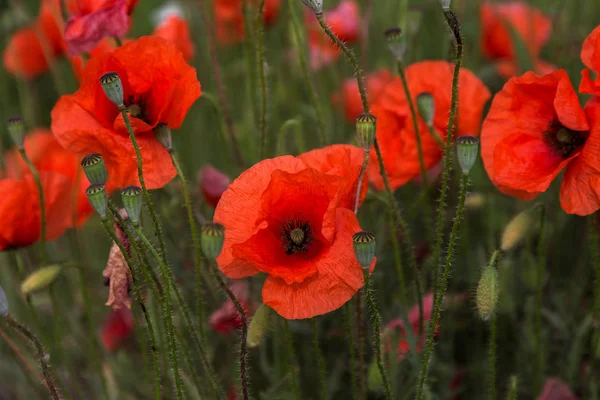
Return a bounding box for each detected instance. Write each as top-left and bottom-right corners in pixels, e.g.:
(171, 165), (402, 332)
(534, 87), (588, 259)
(332, 69), (393, 122)
(101, 308), (135, 351)
(367, 61), (490, 191)
(384, 293), (434, 359)
(198, 165), (231, 208)
(51, 36), (201, 189)
(209, 280), (254, 334)
(153, 15), (195, 61)
(214, 0), (282, 44)
(537, 378), (578, 400)
(580, 25), (600, 95)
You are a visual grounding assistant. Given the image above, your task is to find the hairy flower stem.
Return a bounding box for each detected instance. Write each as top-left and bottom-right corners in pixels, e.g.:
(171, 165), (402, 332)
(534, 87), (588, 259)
(354, 149), (370, 214)
(363, 270), (394, 399)
(489, 314), (497, 400)
(344, 303), (359, 400)
(288, 0), (326, 145)
(211, 266), (249, 400)
(283, 320), (301, 400)
(416, 173), (469, 400)
(311, 318), (328, 400)
(356, 292), (366, 399)
(535, 206), (547, 393)
(170, 152), (207, 345)
(119, 108), (168, 260)
(3, 314), (60, 400)
(256, 0), (268, 159)
(18, 149), (47, 263)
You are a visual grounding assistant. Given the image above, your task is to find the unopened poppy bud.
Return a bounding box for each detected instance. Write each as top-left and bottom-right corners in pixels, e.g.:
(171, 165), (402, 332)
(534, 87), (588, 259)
(201, 223), (225, 260)
(21, 265), (63, 295)
(99, 72), (124, 107)
(81, 153), (108, 185)
(456, 135), (479, 175)
(416, 92), (435, 127)
(439, 0), (451, 10)
(247, 303), (272, 348)
(7, 116), (25, 149)
(301, 0), (323, 14)
(154, 123), (173, 152)
(475, 265), (498, 321)
(0, 283), (8, 317)
(352, 231), (376, 269)
(121, 186), (143, 226)
(384, 27), (406, 60)
(501, 205), (541, 252)
(86, 184), (108, 219)
(356, 114), (376, 150)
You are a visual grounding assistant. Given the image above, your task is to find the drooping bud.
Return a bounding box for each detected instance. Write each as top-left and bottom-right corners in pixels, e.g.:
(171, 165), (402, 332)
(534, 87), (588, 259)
(352, 231), (376, 269)
(99, 72), (124, 107)
(439, 0), (451, 10)
(247, 303), (272, 348)
(86, 184), (108, 219)
(81, 153), (108, 185)
(456, 135), (479, 175)
(501, 205), (541, 252)
(356, 113), (376, 151)
(0, 283), (8, 317)
(121, 186), (143, 226)
(154, 123), (173, 152)
(7, 116), (25, 149)
(201, 223), (225, 261)
(416, 92), (435, 127)
(475, 265), (498, 321)
(21, 265), (63, 295)
(301, 0), (323, 14)
(384, 27), (406, 60)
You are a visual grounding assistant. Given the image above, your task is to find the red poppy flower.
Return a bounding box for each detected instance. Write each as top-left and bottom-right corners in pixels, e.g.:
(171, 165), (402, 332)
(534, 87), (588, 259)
(51, 36), (201, 189)
(101, 308), (135, 351)
(384, 293), (434, 359)
(481, 70), (600, 215)
(367, 61), (491, 191)
(0, 172), (72, 251)
(580, 25), (600, 95)
(537, 378), (578, 400)
(209, 280), (254, 333)
(332, 69), (394, 123)
(214, 147), (374, 320)
(306, 0), (360, 70)
(64, 0), (138, 56)
(153, 15), (195, 61)
(494, 59), (557, 79)
(214, 0), (282, 44)
(198, 165), (231, 208)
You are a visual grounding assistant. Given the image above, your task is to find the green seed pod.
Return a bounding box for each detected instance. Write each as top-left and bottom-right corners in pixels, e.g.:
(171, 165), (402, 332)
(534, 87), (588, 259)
(416, 92), (435, 127)
(99, 72), (124, 107)
(367, 360), (383, 391)
(384, 27), (406, 61)
(476, 265), (498, 321)
(247, 303), (272, 348)
(501, 205), (541, 252)
(153, 123), (173, 152)
(7, 116), (25, 149)
(0, 283), (8, 317)
(356, 114), (376, 151)
(201, 223), (225, 261)
(456, 135), (479, 175)
(352, 231), (376, 269)
(81, 153), (108, 185)
(21, 265), (63, 295)
(121, 186), (143, 226)
(86, 184), (108, 219)
(300, 0), (322, 14)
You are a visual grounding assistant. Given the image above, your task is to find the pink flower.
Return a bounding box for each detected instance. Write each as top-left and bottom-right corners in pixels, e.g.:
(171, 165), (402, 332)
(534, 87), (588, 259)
(198, 165), (231, 208)
(537, 378), (578, 400)
(209, 280), (254, 334)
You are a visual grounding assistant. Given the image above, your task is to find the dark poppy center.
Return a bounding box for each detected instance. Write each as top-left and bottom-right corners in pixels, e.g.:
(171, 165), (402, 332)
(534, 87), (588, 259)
(281, 218), (313, 255)
(125, 95), (148, 122)
(545, 120), (588, 158)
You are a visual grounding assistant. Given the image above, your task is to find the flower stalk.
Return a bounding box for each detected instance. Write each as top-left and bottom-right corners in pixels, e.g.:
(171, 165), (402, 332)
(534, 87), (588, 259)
(311, 318), (328, 400)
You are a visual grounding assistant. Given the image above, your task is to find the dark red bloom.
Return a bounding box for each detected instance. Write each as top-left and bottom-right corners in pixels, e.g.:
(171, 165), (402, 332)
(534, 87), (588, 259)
(332, 69), (393, 123)
(198, 165), (231, 208)
(153, 15), (195, 61)
(101, 308), (135, 351)
(209, 280), (254, 334)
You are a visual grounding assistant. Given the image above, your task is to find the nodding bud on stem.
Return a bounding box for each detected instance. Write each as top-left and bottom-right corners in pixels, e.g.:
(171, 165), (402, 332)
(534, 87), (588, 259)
(121, 186), (143, 226)
(501, 205), (541, 252)
(86, 184), (108, 219)
(81, 153), (108, 185)
(356, 113), (376, 151)
(439, 0), (451, 10)
(154, 123), (173, 152)
(384, 27), (406, 60)
(301, 0), (323, 14)
(0, 283), (8, 317)
(475, 264), (498, 321)
(21, 265), (63, 295)
(416, 92), (435, 127)
(201, 223), (225, 261)
(456, 136), (479, 175)
(99, 72), (124, 107)
(247, 303), (272, 348)
(352, 231), (376, 269)
(7, 116), (25, 149)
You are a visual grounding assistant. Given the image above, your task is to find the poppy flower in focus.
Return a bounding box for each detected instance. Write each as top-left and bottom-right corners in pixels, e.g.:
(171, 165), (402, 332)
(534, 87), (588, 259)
(64, 0), (138, 56)
(580, 25), (600, 95)
(332, 69), (394, 123)
(0, 173), (72, 251)
(198, 165), (231, 208)
(101, 308), (135, 351)
(481, 70), (600, 215)
(214, 147), (374, 320)
(537, 378), (578, 400)
(367, 61), (491, 191)
(306, 0), (360, 70)
(214, 0), (282, 44)
(210, 280), (254, 333)
(153, 15), (195, 61)
(51, 36), (201, 189)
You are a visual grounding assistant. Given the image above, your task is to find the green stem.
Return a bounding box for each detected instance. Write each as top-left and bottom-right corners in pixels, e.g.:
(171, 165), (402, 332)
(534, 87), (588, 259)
(256, 0), (268, 159)
(589, 215), (600, 384)
(354, 149), (370, 213)
(311, 318), (328, 400)
(283, 320), (301, 400)
(4, 314), (60, 400)
(488, 314), (497, 400)
(506, 376), (518, 400)
(416, 173), (469, 400)
(535, 206), (546, 393)
(18, 149), (47, 263)
(363, 271), (394, 400)
(425, 123), (445, 148)
(388, 213), (407, 307)
(344, 303), (359, 400)
(277, 117), (303, 156)
(356, 292), (366, 399)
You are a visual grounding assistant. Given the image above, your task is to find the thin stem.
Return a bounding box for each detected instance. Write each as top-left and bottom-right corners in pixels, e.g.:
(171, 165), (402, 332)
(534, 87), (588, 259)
(18, 149), (47, 263)
(363, 271), (393, 399)
(356, 292), (366, 399)
(589, 215), (600, 384)
(354, 149), (370, 213)
(488, 314), (497, 400)
(311, 318), (328, 400)
(256, 0), (268, 159)
(425, 123), (445, 148)
(388, 213), (408, 307)
(4, 314), (60, 400)
(506, 376), (518, 400)
(535, 206), (547, 393)
(283, 320), (301, 400)
(211, 266), (249, 400)
(416, 173), (469, 400)
(344, 303), (359, 400)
